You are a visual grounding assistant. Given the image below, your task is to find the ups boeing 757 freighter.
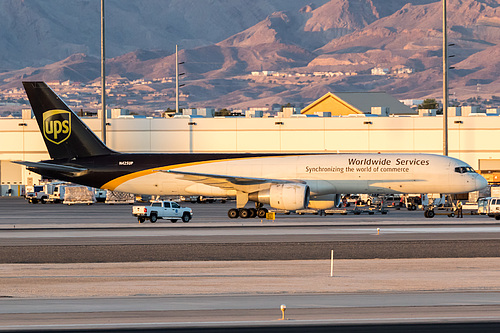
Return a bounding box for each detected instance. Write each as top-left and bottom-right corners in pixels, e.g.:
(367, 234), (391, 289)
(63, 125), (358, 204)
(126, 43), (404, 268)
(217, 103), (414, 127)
(17, 82), (487, 218)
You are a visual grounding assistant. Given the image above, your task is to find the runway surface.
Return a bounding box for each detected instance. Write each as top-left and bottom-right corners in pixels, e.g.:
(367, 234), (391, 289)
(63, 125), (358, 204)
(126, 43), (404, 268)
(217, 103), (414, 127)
(2, 293), (500, 331)
(2, 197), (500, 331)
(1, 197), (500, 262)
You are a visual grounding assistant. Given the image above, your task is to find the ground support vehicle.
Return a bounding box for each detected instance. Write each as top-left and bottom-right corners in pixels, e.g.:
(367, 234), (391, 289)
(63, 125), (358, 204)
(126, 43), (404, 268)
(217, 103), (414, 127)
(424, 207), (455, 218)
(94, 189), (107, 203)
(47, 184), (70, 203)
(62, 186), (96, 205)
(424, 201), (479, 218)
(105, 191), (135, 204)
(132, 200), (193, 223)
(324, 206), (388, 216)
(25, 185), (49, 204)
(478, 197), (500, 220)
(180, 195), (227, 203)
(295, 209), (319, 215)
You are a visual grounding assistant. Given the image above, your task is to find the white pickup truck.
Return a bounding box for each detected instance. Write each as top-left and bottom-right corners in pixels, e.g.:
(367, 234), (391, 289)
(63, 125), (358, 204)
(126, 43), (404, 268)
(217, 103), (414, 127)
(25, 185), (49, 204)
(132, 200), (193, 223)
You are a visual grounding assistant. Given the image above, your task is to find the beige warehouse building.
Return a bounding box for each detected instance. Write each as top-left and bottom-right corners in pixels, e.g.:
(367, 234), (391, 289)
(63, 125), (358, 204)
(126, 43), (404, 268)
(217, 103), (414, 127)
(2, 111), (500, 196)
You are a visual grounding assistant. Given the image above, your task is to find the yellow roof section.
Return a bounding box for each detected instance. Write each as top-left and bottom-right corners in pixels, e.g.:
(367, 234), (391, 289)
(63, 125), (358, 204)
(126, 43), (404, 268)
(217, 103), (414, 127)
(301, 92), (363, 115)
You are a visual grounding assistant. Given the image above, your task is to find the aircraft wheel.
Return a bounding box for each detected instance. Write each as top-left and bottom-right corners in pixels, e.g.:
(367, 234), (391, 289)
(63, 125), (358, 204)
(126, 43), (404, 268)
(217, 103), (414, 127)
(228, 209), (239, 219)
(239, 208), (250, 219)
(249, 208), (257, 218)
(150, 214), (158, 223)
(257, 208), (268, 218)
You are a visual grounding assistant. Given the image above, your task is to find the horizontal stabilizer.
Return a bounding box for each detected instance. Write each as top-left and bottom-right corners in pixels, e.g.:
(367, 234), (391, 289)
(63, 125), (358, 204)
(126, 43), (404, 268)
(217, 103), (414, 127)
(14, 161), (89, 177)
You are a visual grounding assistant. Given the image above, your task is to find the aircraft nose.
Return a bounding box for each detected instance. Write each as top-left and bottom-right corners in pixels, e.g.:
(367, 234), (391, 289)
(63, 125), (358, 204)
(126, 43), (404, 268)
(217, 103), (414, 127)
(476, 174), (488, 190)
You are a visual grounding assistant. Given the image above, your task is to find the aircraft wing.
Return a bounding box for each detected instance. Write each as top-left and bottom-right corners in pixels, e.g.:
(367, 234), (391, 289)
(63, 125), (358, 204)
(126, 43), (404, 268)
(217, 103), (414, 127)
(157, 169), (304, 193)
(14, 161), (89, 177)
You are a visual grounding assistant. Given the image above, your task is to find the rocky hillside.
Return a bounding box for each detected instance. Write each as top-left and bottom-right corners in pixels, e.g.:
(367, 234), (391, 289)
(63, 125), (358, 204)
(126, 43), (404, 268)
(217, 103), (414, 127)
(1, 0), (499, 109)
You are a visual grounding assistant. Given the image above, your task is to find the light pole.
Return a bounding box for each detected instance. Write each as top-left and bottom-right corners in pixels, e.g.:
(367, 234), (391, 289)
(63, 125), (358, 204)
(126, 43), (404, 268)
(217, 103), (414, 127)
(442, 0), (448, 156)
(101, 0), (106, 144)
(175, 45), (185, 114)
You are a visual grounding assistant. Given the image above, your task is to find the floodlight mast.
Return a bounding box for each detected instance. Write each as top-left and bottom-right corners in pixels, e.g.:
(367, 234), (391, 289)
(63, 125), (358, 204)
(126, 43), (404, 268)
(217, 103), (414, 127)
(101, 0), (106, 144)
(442, 0), (448, 156)
(176, 45), (179, 113)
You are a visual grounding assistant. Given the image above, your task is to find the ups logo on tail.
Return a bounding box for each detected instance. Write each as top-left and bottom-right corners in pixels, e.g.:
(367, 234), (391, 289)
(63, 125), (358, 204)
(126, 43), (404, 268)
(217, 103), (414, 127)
(43, 110), (71, 144)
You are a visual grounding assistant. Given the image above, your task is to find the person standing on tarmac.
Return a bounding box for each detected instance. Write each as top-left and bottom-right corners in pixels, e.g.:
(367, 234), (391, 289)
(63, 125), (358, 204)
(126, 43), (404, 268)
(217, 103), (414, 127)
(456, 200), (463, 218)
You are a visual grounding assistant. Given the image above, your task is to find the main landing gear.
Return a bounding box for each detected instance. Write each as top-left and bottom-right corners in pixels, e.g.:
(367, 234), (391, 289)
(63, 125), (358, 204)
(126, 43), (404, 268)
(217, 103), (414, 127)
(228, 203), (268, 219)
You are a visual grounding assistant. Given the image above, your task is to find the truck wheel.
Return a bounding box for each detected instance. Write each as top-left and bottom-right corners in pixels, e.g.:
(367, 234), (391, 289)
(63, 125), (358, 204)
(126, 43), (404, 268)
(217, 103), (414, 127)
(182, 213), (190, 223)
(40, 198), (46, 204)
(170, 219), (178, 223)
(138, 217), (145, 223)
(495, 215), (500, 221)
(150, 214), (158, 223)
(425, 210), (435, 218)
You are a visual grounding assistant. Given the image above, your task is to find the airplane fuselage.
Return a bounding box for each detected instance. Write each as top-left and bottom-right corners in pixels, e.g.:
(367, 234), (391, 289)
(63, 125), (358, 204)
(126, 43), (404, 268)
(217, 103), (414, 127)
(38, 153), (486, 199)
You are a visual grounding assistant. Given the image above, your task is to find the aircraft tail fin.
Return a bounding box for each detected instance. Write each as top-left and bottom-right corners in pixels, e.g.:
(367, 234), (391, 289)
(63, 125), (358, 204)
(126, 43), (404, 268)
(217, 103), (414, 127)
(22, 81), (115, 160)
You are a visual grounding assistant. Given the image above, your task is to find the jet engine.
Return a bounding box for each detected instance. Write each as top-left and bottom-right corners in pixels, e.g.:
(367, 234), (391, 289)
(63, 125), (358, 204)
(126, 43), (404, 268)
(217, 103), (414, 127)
(249, 183), (310, 210)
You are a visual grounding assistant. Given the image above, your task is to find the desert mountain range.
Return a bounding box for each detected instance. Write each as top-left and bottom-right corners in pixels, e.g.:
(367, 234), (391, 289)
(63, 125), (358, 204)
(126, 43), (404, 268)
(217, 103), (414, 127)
(1, 0), (499, 109)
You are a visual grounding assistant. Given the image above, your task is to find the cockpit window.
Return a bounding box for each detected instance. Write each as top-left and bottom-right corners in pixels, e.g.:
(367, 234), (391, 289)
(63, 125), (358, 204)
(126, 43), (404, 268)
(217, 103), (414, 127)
(454, 166), (475, 174)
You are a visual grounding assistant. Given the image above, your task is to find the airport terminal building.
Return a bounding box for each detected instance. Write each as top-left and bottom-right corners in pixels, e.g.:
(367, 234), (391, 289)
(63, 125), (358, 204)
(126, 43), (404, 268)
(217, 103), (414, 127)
(1, 93), (500, 196)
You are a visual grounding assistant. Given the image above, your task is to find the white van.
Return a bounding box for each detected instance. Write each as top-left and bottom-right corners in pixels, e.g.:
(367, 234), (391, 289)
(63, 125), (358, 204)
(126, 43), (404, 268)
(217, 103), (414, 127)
(477, 197), (500, 220)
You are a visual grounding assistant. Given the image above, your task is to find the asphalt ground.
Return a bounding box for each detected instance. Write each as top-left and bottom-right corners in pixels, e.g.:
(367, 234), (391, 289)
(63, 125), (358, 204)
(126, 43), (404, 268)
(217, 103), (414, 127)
(1, 197), (500, 263)
(2, 260), (500, 331)
(2, 197), (500, 331)
(0, 197), (489, 227)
